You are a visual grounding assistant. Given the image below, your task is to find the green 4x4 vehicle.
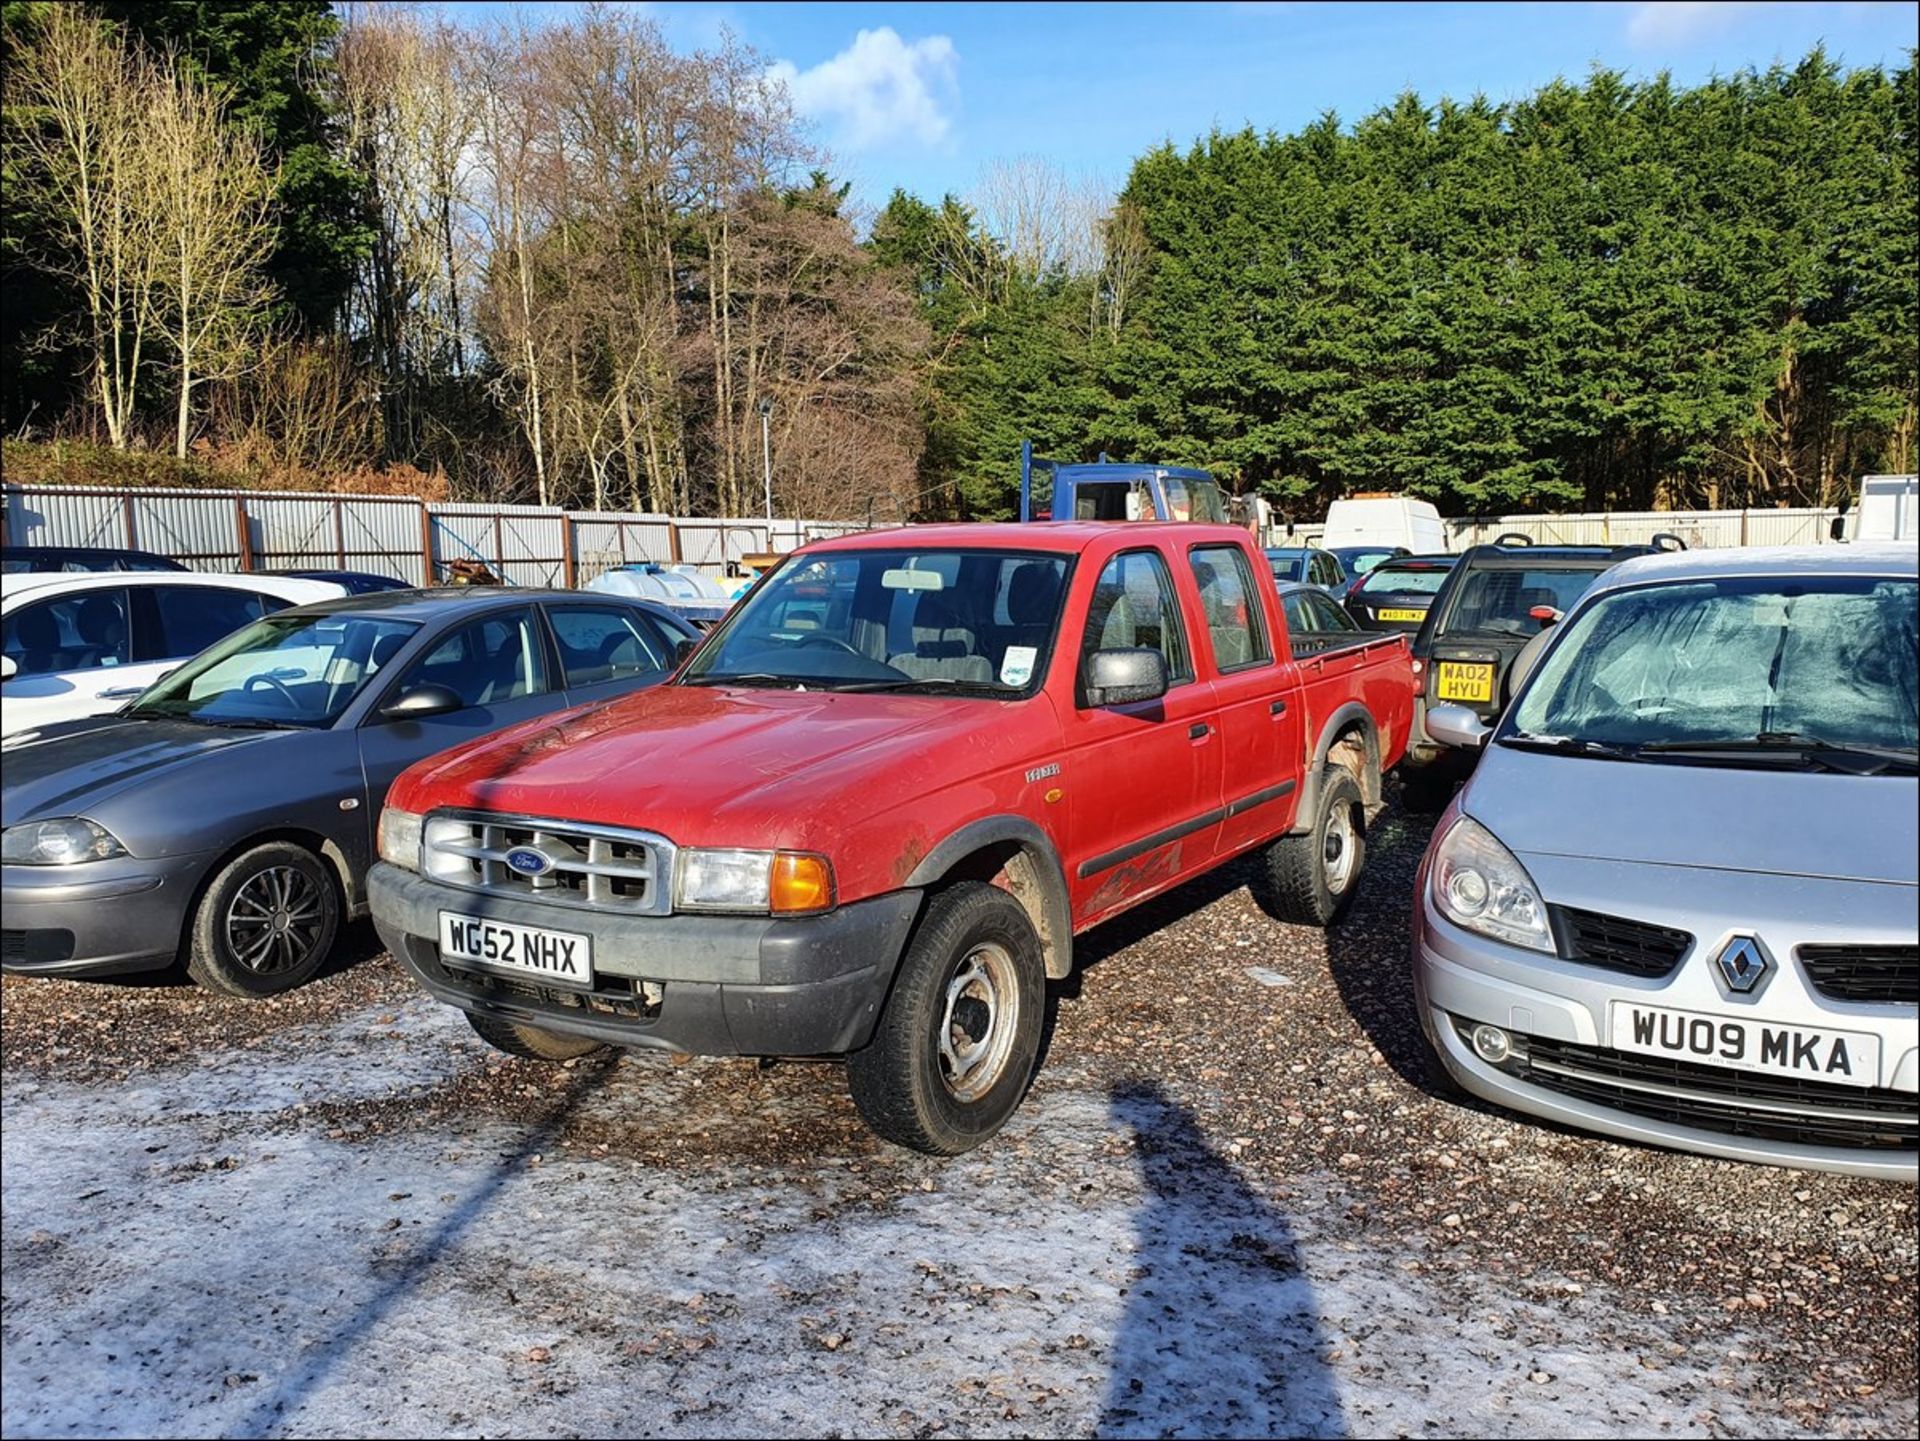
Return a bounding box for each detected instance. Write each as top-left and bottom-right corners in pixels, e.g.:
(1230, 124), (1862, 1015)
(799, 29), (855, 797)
(1399, 533), (1684, 811)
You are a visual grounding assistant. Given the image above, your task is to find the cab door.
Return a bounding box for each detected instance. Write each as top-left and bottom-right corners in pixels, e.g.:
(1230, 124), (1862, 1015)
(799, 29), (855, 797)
(1061, 547), (1223, 925)
(1190, 543), (1305, 854)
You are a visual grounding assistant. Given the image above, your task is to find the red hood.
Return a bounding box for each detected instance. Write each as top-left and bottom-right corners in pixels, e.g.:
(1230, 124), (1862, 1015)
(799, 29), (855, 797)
(389, 683), (1053, 850)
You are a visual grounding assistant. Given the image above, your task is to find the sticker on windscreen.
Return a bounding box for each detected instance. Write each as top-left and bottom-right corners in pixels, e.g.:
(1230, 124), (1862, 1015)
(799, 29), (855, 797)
(1001, 646), (1038, 686)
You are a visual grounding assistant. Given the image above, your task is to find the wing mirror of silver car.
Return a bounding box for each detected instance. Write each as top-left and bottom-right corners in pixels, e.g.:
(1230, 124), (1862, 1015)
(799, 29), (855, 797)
(380, 683), (464, 722)
(0, 654), (15, 681)
(1427, 702), (1492, 749)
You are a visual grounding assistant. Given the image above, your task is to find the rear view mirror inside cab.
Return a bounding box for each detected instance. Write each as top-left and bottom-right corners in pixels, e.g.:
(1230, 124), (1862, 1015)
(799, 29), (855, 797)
(882, 568), (946, 591)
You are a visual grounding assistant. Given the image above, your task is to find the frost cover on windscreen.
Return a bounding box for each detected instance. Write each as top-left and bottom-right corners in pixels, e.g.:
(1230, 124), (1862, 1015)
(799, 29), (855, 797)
(1514, 578), (1918, 750)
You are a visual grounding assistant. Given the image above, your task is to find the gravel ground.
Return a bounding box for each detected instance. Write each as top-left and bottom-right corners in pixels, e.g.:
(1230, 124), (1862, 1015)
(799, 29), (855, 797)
(2, 800), (1914, 1438)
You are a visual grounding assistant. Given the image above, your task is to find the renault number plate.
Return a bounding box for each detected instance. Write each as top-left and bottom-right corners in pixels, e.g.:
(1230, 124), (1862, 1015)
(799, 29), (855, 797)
(439, 912), (593, 988)
(1609, 1002), (1879, 1089)
(1435, 661), (1493, 703)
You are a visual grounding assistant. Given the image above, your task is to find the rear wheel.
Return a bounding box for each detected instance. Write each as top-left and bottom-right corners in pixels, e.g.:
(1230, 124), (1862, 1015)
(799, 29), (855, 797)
(465, 1012), (609, 1061)
(1251, 764), (1367, 927)
(186, 842), (340, 998)
(848, 881), (1044, 1155)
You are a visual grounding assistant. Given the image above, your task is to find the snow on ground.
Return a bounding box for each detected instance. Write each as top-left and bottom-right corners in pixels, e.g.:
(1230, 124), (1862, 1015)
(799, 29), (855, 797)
(0, 995), (1831, 1440)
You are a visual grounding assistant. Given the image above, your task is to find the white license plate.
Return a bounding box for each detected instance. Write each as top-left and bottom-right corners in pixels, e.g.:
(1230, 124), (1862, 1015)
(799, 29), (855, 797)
(1609, 1002), (1880, 1089)
(439, 912), (593, 989)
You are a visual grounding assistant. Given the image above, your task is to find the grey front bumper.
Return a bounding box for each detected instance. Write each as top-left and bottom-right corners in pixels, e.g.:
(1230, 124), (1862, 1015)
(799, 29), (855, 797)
(1, 853), (209, 977)
(369, 862), (923, 1057)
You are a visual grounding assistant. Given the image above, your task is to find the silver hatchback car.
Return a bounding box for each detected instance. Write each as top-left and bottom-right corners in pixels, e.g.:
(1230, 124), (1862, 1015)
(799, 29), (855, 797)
(1411, 545), (1917, 1180)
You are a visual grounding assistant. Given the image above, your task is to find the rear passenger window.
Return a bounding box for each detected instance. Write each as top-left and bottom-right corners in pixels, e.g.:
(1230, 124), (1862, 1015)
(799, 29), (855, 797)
(1081, 550), (1192, 690)
(149, 585), (274, 660)
(1189, 545), (1271, 671)
(549, 606), (671, 688)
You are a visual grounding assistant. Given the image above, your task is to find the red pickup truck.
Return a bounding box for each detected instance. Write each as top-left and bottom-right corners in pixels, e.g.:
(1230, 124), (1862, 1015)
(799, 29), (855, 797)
(369, 523), (1415, 1152)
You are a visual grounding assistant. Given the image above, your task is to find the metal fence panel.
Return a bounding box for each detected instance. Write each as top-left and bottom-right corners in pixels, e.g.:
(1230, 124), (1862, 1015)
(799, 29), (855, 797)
(429, 504), (566, 587)
(569, 512), (677, 582)
(125, 491), (244, 570)
(4, 485), (131, 549)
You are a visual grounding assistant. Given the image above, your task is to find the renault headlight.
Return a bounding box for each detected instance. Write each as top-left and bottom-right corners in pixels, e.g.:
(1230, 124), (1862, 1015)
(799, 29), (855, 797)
(1430, 815), (1553, 953)
(676, 848), (834, 915)
(2, 817), (128, 866)
(377, 808), (423, 872)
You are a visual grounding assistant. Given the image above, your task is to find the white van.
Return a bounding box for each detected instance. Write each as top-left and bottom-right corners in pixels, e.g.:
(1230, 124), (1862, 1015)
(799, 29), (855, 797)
(1322, 495), (1448, 553)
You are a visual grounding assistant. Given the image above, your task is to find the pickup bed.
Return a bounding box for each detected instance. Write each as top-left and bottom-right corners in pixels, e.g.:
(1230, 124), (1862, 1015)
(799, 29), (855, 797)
(369, 523), (1415, 1152)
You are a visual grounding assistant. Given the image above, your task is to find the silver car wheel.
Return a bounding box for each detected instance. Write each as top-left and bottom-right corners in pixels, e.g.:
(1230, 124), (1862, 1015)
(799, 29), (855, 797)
(226, 865), (327, 974)
(937, 943), (1020, 1103)
(1324, 803), (1357, 895)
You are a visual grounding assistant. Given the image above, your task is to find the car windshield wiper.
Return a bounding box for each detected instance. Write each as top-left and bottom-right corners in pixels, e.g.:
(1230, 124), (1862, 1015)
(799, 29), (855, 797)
(682, 672), (813, 690)
(1499, 732), (1641, 760)
(186, 716), (318, 731)
(1636, 733), (1919, 775)
(825, 677), (1018, 695)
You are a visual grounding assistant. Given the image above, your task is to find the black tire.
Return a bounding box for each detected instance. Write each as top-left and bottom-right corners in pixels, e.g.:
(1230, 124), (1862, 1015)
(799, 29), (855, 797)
(465, 1011), (609, 1061)
(1399, 767), (1455, 814)
(1251, 763), (1367, 927)
(847, 881), (1045, 1155)
(186, 841), (340, 998)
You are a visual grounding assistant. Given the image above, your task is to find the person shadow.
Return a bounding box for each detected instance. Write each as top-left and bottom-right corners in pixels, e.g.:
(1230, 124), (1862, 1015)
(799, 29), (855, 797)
(1098, 1080), (1347, 1440)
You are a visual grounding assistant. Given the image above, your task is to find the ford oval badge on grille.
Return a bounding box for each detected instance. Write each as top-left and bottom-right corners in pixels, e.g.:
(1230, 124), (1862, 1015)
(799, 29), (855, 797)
(505, 847), (552, 877)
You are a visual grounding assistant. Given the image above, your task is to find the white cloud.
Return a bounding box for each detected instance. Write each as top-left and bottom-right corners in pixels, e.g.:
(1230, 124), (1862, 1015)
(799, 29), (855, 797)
(766, 28), (959, 151)
(1625, 1), (1752, 47)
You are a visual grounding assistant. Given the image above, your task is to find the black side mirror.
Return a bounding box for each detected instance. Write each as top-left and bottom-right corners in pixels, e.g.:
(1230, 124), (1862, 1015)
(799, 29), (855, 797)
(380, 683), (463, 722)
(1083, 647), (1168, 707)
(1829, 516), (1846, 542)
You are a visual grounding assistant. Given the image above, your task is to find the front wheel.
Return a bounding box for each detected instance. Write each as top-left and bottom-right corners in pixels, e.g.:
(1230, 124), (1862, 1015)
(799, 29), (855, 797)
(847, 881), (1044, 1155)
(465, 1012), (609, 1061)
(1251, 763), (1367, 927)
(186, 842), (341, 998)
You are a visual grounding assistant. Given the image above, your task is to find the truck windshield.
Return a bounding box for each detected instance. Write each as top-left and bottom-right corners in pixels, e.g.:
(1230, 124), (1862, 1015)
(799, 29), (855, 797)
(1162, 475), (1227, 523)
(684, 548), (1071, 694)
(1507, 576), (1918, 766)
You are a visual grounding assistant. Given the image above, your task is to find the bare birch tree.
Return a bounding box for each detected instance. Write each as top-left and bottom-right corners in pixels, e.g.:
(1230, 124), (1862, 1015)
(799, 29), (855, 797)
(9, 4), (158, 448)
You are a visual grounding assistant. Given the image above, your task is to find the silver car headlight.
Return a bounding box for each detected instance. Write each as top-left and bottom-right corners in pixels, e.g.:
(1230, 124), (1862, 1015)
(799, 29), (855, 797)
(1, 817), (129, 866)
(1430, 815), (1554, 953)
(377, 808), (423, 872)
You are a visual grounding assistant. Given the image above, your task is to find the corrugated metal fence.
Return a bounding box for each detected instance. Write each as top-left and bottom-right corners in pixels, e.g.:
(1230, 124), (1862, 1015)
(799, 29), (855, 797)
(1, 483), (867, 585)
(2, 482), (1854, 578)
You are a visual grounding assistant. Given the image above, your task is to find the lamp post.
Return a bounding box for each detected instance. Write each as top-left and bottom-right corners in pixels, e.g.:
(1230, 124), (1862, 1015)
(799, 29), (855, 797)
(757, 394), (774, 521)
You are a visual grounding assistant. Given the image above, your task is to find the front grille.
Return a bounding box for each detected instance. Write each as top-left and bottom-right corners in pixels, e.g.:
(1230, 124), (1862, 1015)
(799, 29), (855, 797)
(2, 929), (76, 965)
(1798, 945), (1918, 1006)
(423, 812), (676, 915)
(1553, 906), (1692, 979)
(1518, 1035), (1916, 1152)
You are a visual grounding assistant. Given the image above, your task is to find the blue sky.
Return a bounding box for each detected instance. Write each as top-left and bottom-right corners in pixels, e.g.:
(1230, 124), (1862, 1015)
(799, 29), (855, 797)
(441, 2), (1920, 211)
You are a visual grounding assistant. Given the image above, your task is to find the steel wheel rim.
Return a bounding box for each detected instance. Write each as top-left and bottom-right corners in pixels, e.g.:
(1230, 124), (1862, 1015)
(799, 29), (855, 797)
(936, 942), (1019, 1103)
(1324, 804), (1357, 894)
(226, 865), (326, 975)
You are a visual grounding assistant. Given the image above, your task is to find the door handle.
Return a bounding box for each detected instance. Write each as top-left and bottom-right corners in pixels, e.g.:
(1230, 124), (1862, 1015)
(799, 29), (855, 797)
(1188, 722), (1211, 740)
(1270, 698), (1288, 717)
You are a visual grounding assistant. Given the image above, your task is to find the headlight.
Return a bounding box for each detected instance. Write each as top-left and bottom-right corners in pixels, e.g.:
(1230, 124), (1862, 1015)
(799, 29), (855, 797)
(1430, 815), (1553, 953)
(377, 808), (423, 872)
(1, 817), (128, 865)
(676, 848), (834, 915)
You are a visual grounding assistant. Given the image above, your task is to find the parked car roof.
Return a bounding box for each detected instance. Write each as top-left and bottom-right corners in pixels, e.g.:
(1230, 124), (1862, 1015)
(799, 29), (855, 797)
(269, 585), (700, 628)
(258, 568), (413, 594)
(0, 545), (187, 573)
(1, 570), (342, 606)
(1590, 542), (1917, 590)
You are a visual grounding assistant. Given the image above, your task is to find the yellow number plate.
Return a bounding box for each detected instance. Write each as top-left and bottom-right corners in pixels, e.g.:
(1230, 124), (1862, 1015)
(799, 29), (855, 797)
(1378, 608), (1428, 622)
(1436, 662), (1494, 703)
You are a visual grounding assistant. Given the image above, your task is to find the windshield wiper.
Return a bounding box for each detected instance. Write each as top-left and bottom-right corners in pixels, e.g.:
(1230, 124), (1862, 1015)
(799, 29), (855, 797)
(826, 677), (1018, 695)
(1636, 733), (1918, 775)
(683, 672), (813, 690)
(1499, 732), (1641, 760)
